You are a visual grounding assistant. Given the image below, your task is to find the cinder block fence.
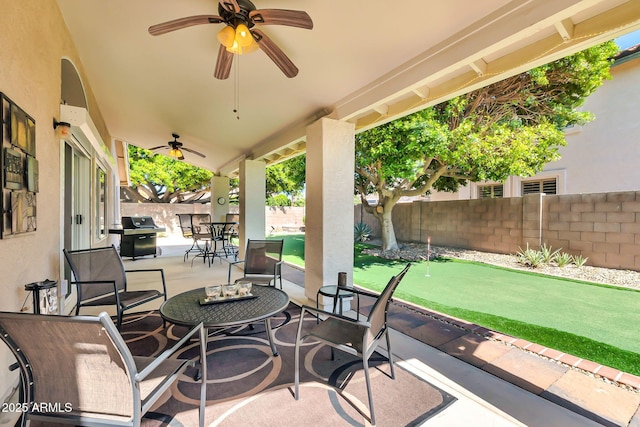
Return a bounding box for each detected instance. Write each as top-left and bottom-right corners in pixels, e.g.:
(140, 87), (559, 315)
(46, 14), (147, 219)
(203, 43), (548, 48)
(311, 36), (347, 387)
(357, 191), (640, 272)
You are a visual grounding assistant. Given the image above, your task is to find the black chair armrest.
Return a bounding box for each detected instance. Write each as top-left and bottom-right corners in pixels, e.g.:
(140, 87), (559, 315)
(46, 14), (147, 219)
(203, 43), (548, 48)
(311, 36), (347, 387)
(274, 260), (283, 275)
(227, 259), (245, 282)
(337, 285), (380, 299)
(299, 304), (371, 328)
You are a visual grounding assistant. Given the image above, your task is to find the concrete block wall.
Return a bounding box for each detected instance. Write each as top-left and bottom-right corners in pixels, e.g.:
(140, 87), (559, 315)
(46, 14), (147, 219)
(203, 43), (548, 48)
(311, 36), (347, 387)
(357, 190), (640, 271)
(543, 191), (640, 270)
(417, 197), (526, 254)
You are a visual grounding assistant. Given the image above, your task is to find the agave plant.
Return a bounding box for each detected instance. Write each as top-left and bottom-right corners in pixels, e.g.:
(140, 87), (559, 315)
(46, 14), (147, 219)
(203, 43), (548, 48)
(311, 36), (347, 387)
(515, 244), (544, 268)
(354, 222), (372, 242)
(555, 252), (573, 267)
(540, 243), (561, 265)
(573, 254), (589, 267)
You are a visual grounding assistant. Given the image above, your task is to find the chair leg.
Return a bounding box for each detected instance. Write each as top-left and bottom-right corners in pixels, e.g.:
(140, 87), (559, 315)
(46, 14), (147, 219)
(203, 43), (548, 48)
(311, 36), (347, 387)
(362, 355), (376, 426)
(294, 312), (306, 400)
(116, 310), (123, 331)
(385, 329), (395, 379)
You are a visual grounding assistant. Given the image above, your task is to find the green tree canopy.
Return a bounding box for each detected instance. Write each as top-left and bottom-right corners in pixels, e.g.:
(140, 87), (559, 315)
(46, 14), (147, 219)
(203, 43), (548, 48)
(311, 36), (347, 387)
(265, 154), (306, 206)
(123, 145), (213, 203)
(355, 41), (618, 251)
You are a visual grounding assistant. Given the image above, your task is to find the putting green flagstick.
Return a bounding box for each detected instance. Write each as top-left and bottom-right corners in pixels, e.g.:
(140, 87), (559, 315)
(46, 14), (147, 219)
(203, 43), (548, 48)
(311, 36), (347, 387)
(425, 236), (431, 277)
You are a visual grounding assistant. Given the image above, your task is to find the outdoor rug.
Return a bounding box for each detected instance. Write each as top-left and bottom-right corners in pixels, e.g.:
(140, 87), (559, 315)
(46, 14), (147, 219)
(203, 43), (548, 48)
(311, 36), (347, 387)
(120, 304), (455, 426)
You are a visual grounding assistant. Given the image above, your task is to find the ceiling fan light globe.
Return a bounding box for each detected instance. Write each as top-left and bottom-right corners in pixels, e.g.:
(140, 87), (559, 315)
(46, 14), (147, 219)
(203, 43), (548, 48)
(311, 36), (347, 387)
(226, 40), (243, 55)
(235, 23), (252, 47)
(217, 25), (236, 48)
(244, 37), (259, 54)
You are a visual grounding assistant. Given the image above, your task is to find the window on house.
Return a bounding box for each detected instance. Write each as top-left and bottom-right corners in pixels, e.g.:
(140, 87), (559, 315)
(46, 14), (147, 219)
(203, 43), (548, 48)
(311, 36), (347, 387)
(522, 178), (557, 195)
(478, 184), (504, 199)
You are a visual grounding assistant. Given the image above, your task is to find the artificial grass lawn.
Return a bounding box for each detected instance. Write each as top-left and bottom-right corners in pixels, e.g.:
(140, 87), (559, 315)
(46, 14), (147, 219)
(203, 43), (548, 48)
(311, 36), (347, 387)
(271, 234), (640, 375)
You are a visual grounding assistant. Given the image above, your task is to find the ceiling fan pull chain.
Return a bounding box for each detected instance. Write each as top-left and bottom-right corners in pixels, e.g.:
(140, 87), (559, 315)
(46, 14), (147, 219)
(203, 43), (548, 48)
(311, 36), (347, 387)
(233, 55), (240, 120)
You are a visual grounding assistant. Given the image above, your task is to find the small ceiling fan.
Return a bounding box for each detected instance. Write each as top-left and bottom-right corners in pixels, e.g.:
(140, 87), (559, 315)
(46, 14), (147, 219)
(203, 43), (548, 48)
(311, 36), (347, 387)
(148, 0), (313, 79)
(149, 133), (205, 160)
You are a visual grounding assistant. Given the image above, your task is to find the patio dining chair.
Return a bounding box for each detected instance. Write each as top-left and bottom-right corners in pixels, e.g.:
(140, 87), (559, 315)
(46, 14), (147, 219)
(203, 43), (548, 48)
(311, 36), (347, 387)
(222, 213), (239, 259)
(227, 239), (284, 289)
(294, 263), (411, 426)
(177, 213), (212, 262)
(63, 245), (167, 330)
(0, 311), (206, 427)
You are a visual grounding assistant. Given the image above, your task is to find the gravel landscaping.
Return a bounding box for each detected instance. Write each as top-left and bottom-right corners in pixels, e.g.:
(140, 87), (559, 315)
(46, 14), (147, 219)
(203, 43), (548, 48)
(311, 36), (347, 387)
(363, 240), (640, 290)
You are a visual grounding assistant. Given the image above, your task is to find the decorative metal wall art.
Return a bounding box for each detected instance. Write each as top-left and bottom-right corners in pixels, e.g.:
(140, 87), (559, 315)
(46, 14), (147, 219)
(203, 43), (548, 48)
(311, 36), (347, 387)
(1, 92), (37, 237)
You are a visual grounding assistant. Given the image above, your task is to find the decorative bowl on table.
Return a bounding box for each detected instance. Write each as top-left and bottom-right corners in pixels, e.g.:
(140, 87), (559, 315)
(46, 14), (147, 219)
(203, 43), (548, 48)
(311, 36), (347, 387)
(205, 285), (222, 301)
(237, 281), (252, 296)
(222, 284), (239, 298)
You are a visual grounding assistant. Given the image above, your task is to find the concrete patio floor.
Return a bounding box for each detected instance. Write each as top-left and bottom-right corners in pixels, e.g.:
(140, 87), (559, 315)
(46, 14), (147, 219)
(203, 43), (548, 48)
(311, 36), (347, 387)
(80, 236), (640, 426)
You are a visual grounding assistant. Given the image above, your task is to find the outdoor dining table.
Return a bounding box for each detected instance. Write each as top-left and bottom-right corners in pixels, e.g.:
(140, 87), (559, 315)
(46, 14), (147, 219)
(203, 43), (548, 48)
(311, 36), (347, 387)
(201, 221), (238, 263)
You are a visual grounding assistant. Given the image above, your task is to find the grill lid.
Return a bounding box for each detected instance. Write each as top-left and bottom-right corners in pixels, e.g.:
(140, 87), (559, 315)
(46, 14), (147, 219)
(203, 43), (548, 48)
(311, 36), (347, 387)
(122, 216), (158, 229)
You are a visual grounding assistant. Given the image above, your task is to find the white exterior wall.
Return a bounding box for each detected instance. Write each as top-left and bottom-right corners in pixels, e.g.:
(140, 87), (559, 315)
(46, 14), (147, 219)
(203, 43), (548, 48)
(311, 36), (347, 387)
(551, 55), (640, 194)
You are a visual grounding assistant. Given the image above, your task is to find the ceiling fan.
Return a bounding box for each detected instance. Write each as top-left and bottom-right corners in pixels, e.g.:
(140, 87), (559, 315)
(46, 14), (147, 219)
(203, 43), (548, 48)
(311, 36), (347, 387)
(149, 133), (205, 160)
(148, 0), (313, 79)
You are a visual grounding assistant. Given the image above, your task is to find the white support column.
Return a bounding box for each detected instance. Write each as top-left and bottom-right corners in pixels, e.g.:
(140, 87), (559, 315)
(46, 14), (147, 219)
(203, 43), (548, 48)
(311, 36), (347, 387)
(211, 175), (230, 221)
(239, 159), (266, 259)
(304, 118), (355, 303)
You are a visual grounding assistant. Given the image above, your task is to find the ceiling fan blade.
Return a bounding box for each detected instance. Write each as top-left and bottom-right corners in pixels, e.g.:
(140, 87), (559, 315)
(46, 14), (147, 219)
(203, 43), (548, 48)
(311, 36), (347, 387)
(214, 45), (234, 80)
(148, 15), (224, 36)
(148, 145), (168, 150)
(250, 9), (313, 30)
(252, 29), (298, 78)
(181, 147), (206, 158)
(219, 0), (240, 13)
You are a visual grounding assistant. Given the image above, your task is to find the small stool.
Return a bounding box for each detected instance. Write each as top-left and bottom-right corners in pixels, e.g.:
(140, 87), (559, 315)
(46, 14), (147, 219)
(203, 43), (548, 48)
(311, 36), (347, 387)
(316, 285), (360, 317)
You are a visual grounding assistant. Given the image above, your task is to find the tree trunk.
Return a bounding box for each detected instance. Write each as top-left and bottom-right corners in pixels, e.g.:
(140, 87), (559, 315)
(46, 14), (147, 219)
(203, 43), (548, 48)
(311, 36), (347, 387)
(376, 208), (399, 251)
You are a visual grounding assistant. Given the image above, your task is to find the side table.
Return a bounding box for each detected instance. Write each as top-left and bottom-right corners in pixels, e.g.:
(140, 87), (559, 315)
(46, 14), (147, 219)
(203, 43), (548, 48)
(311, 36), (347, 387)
(24, 280), (57, 314)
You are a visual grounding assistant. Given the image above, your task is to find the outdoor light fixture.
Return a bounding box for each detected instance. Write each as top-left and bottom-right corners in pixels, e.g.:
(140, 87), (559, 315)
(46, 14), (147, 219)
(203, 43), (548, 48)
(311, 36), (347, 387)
(53, 118), (71, 140)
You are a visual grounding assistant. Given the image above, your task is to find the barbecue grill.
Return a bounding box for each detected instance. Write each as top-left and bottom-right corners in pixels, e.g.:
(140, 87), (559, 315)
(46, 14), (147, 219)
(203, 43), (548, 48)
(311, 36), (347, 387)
(109, 216), (166, 259)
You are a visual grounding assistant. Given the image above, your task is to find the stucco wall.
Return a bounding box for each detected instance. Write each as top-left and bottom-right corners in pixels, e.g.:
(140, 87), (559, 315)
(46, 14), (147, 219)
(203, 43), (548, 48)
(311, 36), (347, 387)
(0, 1), (112, 402)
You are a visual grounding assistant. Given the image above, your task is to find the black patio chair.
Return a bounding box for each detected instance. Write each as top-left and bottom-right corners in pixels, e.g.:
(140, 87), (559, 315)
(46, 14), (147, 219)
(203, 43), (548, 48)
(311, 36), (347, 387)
(63, 245), (167, 330)
(227, 239), (284, 288)
(294, 263), (411, 426)
(176, 213), (212, 262)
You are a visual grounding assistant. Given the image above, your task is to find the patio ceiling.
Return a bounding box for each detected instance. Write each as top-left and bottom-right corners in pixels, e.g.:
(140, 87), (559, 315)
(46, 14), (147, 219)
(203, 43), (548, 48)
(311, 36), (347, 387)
(56, 0), (640, 176)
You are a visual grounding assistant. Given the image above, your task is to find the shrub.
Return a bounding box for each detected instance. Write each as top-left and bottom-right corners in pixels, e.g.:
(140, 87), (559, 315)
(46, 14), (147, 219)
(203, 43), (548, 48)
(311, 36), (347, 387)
(267, 194), (291, 206)
(573, 254), (589, 267)
(540, 243), (561, 264)
(555, 252), (573, 267)
(515, 244), (545, 268)
(354, 222), (371, 242)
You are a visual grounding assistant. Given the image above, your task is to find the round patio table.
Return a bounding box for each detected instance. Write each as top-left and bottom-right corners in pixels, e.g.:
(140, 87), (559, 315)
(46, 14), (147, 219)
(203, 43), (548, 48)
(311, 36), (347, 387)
(160, 284), (289, 356)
